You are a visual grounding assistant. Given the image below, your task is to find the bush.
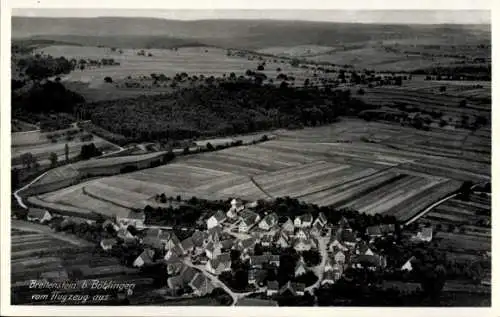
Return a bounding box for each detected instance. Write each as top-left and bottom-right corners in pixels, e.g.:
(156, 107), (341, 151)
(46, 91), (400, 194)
(104, 76), (113, 83)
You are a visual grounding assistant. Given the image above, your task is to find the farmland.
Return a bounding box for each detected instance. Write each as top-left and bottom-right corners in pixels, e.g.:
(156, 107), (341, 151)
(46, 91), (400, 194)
(12, 127), (122, 169)
(28, 118), (490, 222)
(10, 225), (158, 305)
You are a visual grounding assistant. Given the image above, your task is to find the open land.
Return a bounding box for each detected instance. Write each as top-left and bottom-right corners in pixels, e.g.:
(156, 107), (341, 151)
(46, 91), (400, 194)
(28, 118), (490, 222)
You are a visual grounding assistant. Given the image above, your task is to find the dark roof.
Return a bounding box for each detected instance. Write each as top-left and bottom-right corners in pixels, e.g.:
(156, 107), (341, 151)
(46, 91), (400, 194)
(267, 280), (279, 290)
(191, 230), (207, 247)
(353, 255), (383, 267)
(124, 210), (145, 220)
(261, 213), (279, 226)
(341, 230), (356, 242)
(235, 298), (278, 307)
(323, 270), (335, 280)
(212, 210), (227, 222)
(366, 226), (382, 236)
(220, 239), (234, 250)
(27, 208), (49, 218)
(208, 225), (223, 236)
(301, 213), (313, 223)
(380, 224), (395, 233)
(138, 249), (155, 264)
(146, 228), (162, 237)
(142, 236), (163, 249)
(181, 237), (194, 251)
(181, 266), (197, 284)
(239, 237), (256, 249)
(190, 272), (210, 290)
(241, 210), (259, 224)
(420, 227), (433, 238)
(318, 212), (327, 224)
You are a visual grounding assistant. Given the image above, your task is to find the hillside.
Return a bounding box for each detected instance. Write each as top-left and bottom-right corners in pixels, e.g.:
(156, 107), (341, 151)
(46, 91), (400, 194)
(12, 17), (491, 50)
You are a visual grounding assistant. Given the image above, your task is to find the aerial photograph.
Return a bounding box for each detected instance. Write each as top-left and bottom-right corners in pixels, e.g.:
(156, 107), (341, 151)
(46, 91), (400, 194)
(9, 9), (491, 307)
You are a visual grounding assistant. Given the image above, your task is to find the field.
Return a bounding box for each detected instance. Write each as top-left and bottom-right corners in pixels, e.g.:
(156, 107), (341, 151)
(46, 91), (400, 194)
(417, 192), (491, 262)
(29, 118), (490, 222)
(37, 45), (316, 85)
(10, 226), (157, 305)
(12, 127), (122, 169)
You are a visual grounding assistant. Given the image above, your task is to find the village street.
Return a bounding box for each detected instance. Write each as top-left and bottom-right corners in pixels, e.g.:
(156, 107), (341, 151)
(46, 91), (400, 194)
(182, 259), (265, 306)
(305, 236), (328, 293)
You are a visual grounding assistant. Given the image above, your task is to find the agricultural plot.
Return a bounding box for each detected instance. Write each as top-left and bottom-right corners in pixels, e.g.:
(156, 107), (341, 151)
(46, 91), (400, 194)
(37, 45), (316, 85)
(30, 118), (490, 222)
(11, 127), (121, 169)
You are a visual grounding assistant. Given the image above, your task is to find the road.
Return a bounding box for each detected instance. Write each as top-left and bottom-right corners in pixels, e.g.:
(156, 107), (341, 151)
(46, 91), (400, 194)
(11, 219), (93, 247)
(305, 236), (328, 293)
(13, 171), (50, 209)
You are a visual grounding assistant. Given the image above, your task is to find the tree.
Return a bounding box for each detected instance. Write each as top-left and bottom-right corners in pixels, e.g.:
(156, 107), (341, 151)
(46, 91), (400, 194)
(49, 152), (58, 167)
(104, 76), (113, 83)
(65, 143), (69, 162)
(257, 65), (265, 71)
(206, 142), (214, 151)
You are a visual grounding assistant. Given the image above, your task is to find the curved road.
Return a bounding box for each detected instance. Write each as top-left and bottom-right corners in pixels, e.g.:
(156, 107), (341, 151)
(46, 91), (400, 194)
(305, 237), (328, 293)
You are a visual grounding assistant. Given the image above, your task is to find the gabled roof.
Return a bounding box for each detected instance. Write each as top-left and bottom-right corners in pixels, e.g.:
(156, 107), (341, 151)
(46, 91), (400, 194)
(181, 237), (194, 251)
(220, 239), (234, 250)
(282, 218), (295, 230)
(209, 253), (231, 270)
(301, 213), (313, 223)
(353, 254), (383, 267)
(261, 212), (279, 226)
(208, 225), (223, 237)
(205, 241), (220, 253)
(137, 249), (155, 264)
(190, 272), (213, 292)
(239, 237), (256, 249)
(241, 210), (259, 224)
(317, 212), (327, 224)
(211, 210), (227, 222)
(180, 266), (197, 284)
(142, 236), (163, 249)
(311, 221), (323, 232)
(323, 270), (335, 281)
(250, 255), (269, 266)
(279, 281), (305, 296)
(27, 208), (49, 218)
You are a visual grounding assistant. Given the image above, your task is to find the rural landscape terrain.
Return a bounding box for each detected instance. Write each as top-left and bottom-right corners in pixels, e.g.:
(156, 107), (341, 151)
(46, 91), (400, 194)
(10, 13), (491, 307)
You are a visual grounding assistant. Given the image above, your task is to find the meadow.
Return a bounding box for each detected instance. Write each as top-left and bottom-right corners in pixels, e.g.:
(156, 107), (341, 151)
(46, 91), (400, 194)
(28, 118), (490, 222)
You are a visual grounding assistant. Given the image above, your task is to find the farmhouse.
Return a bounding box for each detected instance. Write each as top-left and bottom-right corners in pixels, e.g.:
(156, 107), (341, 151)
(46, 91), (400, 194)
(207, 210), (226, 229)
(133, 249), (155, 267)
(116, 210), (145, 229)
(258, 212), (279, 230)
(27, 208), (52, 223)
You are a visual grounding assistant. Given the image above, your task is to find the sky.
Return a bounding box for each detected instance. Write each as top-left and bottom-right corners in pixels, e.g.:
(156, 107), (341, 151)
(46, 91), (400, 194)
(12, 9), (491, 24)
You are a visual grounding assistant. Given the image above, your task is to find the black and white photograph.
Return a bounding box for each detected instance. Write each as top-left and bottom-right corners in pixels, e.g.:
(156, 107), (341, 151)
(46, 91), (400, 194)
(2, 2), (494, 314)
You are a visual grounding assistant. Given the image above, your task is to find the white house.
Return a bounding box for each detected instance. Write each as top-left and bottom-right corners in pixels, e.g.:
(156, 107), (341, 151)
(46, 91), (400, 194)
(207, 210), (227, 229)
(295, 228), (309, 240)
(281, 218), (295, 234)
(116, 210), (145, 229)
(227, 198), (245, 219)
(100, 238), (117, 251)
(276, 232), (290, 249)
(414, 227), (433, 242)
(133, 249), (155, 267)
(401, 257), (415, 272)
(294, 258), (307, 277)
(27, 208), (52, 223)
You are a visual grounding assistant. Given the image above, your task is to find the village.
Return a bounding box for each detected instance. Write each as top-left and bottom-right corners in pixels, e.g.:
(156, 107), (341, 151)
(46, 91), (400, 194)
(21, 196), (434, 306)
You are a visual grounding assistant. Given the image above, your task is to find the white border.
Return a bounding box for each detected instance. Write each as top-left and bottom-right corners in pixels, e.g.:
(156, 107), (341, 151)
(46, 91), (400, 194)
(1, 1), (496, 316)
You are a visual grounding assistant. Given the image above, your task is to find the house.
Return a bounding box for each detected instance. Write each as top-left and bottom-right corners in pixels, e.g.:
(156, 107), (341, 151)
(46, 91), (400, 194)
(267, 280), (279, 296)
(27, 208), (52, 223)
(328, 238), (348, 253)
(321, 270), (336, 285)
(401, 256), (415, 272)
(162, 232), (181, 250)
(249, 254), (276, 269)
(380, 224), (396, 235)
(205, 241), (222, 260)
(166, 261), (185, 275)
(239, 211), (260, 232)
(341, 230), (357, 248)
(205, 253), (231, 275)
(164, 244), (184, 261)
(366, 225), (383, 238)
(279, 281), (305, 296)
(207, 210), (226, 229)
(258, 212), (279, 231)
(414, 227), (433, 242)
(276, 231), (290, 248)
(180, 237), (195, 255)
(294, 214), (313, 228)
(338, 217), (351, 231)
(333, 250), (346, 265)
(352, 255), (386, 270)
(313, 212), (328, 228)
(192, 230), (208, 248)
(117, 228), (135, 241)
(294, 258), (307, 277)
(294, 238), (316, 252)
(100, 238), (117, 251)
(116, 210), (145, 229)
(220, 239), (234, 250)
(356, 242), (374, 256)
(227, 198), (245, 219)
(207, 226), (223, 243)
(142, 236), (164, 250)
(269, 254), (280, 267)
(102, 219), (120, 232)
(260, 235), (273, 247)
(235, 298), (278, 307)
(282, 218), (295, 234)
(236, 237), (256, 253)
(324, 258), (334, 272)
(295, 228), (309, 240)
(189, 273), (215, 296)
(133, 249), (155, 267)
(310, 221), (323, 236)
